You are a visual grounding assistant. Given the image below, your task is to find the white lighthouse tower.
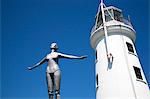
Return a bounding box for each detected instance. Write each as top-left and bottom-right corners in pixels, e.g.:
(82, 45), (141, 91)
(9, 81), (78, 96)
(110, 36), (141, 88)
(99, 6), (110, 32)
(90, 1), (150, 99)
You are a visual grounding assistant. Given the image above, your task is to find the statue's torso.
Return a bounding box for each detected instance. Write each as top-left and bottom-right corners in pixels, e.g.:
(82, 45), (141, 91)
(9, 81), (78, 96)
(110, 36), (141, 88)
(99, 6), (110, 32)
(46, 52), (60, 73)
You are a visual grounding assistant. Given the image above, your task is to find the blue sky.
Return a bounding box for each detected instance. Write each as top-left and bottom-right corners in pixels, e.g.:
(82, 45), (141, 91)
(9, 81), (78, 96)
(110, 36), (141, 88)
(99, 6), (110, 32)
(1, 0), (149, 98)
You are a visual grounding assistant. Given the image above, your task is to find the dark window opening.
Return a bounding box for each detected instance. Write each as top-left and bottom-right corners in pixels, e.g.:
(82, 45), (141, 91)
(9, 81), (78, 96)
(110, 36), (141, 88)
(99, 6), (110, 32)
(113, 9), (123, 22)
(96, 74), (99, 86)
(105, 9), (113, 22)
(126, 42), (134, 53)
(96, 9), (113, 29)
(96, 50), (97, 60)
(133, 66), (143, 80)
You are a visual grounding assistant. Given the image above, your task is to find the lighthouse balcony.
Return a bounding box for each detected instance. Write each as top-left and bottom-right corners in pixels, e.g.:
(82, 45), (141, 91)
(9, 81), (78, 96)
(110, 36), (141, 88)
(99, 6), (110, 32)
(90, 19), (136, 49)
(91, 19), (133, 34)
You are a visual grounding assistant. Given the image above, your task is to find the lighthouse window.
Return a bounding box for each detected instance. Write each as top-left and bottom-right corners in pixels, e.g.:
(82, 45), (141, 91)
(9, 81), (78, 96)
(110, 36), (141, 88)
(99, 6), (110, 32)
(133, 66), (143, 80)
(126, 42), (134, 53)
(96, 50), (97, 60)
(96, 74), (99, 86)
(104, 9), (113, 22)
(114, 9), (123, 22)
(95, 50), (98, 63)
(96, 11), (102, 28)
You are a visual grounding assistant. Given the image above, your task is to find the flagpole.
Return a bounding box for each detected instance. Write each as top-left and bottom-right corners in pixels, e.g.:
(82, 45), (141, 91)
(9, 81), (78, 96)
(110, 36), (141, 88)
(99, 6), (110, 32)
(100, 0), (113, 63)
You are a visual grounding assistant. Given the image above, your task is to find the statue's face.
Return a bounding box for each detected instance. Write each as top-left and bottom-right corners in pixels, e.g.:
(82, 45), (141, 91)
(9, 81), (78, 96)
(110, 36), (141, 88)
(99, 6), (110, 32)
(51, 43), (58, 50)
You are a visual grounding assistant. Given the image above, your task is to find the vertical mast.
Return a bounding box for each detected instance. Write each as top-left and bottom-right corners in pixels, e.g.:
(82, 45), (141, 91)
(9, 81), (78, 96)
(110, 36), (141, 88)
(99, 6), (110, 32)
(100, 0), (112, 62)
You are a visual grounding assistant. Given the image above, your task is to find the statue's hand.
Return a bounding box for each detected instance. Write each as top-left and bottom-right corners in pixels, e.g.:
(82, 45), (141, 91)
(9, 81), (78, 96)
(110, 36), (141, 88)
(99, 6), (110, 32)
(80, 55), (87, 59)
(28, 67), (32, 70)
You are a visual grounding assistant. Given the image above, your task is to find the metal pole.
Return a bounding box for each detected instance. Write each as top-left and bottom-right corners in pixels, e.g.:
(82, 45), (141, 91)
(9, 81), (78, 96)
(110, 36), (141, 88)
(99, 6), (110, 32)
(100, 1), (110, 56)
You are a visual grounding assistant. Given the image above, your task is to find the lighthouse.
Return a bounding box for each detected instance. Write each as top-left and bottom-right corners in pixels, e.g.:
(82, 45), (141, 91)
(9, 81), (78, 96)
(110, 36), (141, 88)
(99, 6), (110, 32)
(90, 1), (150, 99)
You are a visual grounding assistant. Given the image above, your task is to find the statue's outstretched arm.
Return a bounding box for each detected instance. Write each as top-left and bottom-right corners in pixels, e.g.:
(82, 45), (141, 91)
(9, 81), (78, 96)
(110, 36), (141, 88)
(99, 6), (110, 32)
(58, 53), (87, 59)
(28, 57), (47, 70)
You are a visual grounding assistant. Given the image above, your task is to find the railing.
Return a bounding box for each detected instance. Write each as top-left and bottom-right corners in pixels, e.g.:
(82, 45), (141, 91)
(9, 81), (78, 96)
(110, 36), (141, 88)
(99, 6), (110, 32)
(122, 18), (133, 27)
(91, 18), (133, 34)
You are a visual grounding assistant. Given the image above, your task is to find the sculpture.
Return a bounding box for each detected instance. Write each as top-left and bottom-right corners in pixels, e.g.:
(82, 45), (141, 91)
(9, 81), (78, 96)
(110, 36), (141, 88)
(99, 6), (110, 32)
(28, 43), (87, 99)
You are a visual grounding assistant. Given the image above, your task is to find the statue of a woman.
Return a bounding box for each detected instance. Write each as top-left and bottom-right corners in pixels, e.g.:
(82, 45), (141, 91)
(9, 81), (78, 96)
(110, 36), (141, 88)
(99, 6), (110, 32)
(28, 43), (87, 99)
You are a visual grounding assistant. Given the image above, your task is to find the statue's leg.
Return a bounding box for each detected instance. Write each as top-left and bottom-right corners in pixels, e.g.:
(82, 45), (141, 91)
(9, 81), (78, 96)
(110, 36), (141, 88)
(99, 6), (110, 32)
(54, 70), (61, 99)
(46, 72), (54, 99)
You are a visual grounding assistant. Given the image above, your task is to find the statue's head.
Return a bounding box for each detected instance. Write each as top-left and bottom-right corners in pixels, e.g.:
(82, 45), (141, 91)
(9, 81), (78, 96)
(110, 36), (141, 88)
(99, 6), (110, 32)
(51, 42), (58, 50)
